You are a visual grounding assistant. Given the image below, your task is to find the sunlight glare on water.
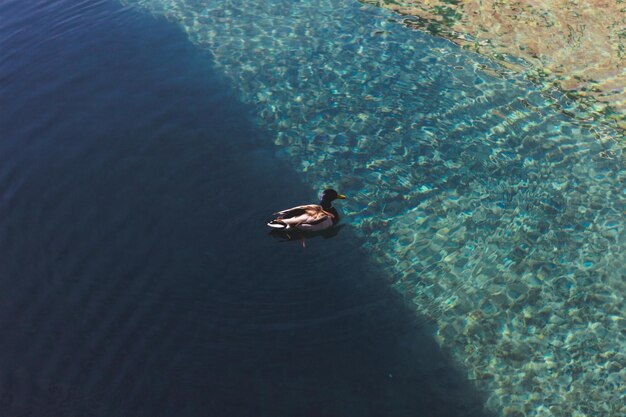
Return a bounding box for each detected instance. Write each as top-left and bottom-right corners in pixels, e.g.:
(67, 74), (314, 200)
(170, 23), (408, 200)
(121, 0), (625, 415)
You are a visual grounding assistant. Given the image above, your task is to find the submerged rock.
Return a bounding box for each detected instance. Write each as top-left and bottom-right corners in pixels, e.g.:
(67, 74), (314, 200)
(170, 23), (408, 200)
(361, 0), (626, 132)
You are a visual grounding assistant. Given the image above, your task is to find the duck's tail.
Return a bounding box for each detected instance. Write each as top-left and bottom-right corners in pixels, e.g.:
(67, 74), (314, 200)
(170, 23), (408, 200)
(267, 219), (289, 229)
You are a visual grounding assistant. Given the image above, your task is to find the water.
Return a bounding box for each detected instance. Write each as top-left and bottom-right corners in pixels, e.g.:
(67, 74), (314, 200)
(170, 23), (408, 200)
(0, 0), (491, 416)
(1, 0), (624, 416)
(121, 0), (625, 416)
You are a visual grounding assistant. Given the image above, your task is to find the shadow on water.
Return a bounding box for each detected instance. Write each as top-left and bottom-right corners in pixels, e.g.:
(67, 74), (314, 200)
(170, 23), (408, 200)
(0, 1), (495, 416)
(268, 225), (345, 246)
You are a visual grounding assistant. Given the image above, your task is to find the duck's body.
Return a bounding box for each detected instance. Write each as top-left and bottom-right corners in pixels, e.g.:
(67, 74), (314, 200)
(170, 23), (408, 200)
(267, 189), (346, 232)
(268, 204), (338, 231)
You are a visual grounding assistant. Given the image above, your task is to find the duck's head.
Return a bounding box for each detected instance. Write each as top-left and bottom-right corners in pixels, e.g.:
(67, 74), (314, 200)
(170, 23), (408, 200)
(319, 189), (347, 209)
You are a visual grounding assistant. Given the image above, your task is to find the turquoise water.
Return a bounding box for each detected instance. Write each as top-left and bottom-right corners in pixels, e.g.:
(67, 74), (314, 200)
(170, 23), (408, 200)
(122, 0), (625, 415)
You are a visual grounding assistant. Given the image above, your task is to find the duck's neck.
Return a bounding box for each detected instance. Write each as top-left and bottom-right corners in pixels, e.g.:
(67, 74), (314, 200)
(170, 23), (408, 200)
(327, 207), (339, 224)
(320, 200), (339, 224)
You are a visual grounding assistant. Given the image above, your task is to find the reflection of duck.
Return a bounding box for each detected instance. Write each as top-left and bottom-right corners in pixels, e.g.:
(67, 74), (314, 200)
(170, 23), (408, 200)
(267, 189), (347, 232)
(269, 224), (345, 245)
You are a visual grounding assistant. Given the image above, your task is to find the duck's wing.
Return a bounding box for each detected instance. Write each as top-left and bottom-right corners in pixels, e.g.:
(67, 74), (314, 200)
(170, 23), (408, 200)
(271, 204), (332, 229)
(273, 204), (321, 218)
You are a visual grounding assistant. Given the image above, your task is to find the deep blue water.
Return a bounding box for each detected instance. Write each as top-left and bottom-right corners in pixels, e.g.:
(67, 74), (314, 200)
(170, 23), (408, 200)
(0, 1), (491, 416)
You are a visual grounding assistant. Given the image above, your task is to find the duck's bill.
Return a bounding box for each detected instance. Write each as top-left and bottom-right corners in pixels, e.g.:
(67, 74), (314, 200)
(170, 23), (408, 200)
(337, 194), (347, 199)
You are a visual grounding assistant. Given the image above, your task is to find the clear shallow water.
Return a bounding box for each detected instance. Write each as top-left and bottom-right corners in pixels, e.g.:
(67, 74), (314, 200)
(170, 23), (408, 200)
(1, 0), (491, 416)
(119, 0), (626, 416)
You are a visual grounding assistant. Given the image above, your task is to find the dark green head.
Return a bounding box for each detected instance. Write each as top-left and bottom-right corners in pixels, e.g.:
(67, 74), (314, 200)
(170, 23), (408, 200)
(319, 189), (347, 209)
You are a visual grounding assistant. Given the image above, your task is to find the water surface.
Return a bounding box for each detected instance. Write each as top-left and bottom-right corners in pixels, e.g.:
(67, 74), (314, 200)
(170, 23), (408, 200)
(120, 0), (626, 416)
(0, 0), (491, 416)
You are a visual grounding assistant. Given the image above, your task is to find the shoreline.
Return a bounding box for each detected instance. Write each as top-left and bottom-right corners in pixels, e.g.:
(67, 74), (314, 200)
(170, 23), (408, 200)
(360, 0), (626, 134)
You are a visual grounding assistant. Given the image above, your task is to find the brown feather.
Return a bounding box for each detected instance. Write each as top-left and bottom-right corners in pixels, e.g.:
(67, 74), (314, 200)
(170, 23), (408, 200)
(270, 204), (334, 230)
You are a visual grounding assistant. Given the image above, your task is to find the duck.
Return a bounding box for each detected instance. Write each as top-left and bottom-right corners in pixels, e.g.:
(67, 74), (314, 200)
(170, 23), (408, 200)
(267, 189), (347, 232)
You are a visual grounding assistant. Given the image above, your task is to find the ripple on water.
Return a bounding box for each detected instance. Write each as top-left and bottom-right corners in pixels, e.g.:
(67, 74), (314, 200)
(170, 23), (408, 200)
(122, 1), (626, 416)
